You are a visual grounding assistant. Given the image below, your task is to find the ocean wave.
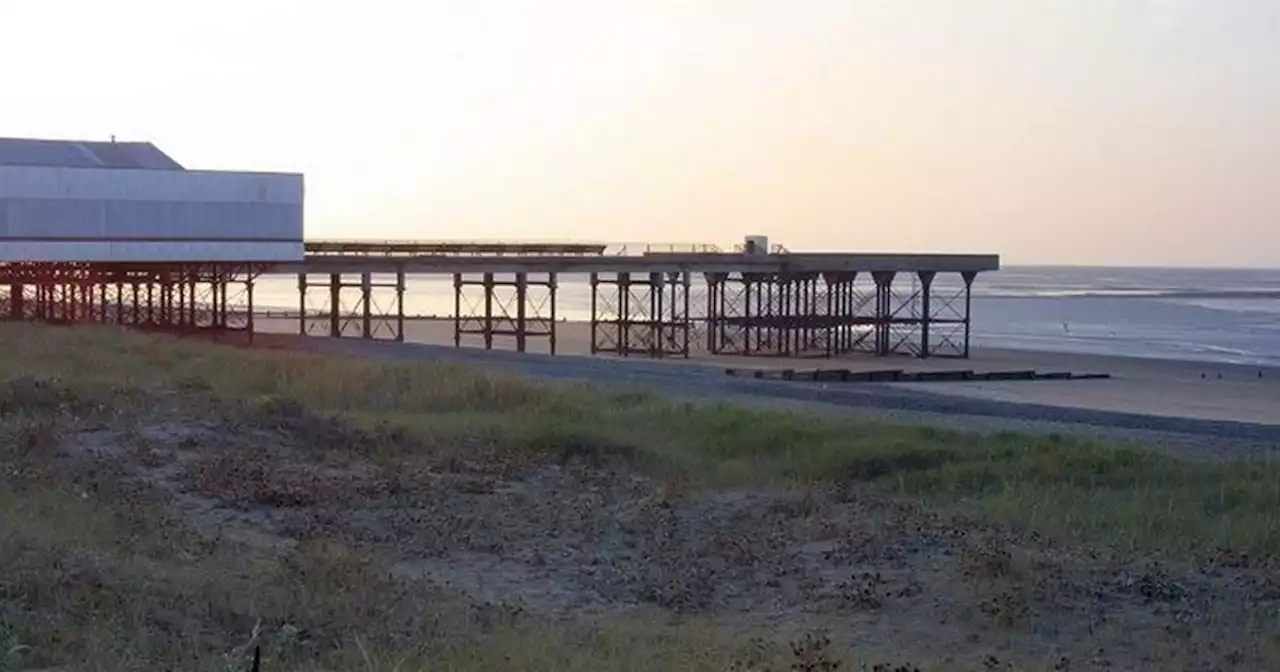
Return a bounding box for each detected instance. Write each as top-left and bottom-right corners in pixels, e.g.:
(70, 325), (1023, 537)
(976, 333), (1280, 367)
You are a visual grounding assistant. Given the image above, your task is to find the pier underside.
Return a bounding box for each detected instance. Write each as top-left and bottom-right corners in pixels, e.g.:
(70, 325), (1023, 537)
(277, 266), (981, 360)
(0, 262), (263, 338)
(0, 244), (996, 360)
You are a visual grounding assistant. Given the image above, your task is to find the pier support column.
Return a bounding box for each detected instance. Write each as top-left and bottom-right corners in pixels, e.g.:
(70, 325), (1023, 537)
(328, 273), (341, 338)
(9, 284), (23, 319)
(704, 273), (722, 354)
(872, 271), (896, 356)
(361, 272), (373, 339)
(918, 271), (935, 358)
(483, 272), (495, 350)
(963, 271), (976, 358)
(186, 276), (195, 327)
(648, 272), (663, 357)
(246, 277), (255, 344)
(515, 272), (528, 353)
(454, 273), (463, 348)
(297, 274), (308, 336)
(548, 272), (558, 356)
(395, 267), (406, 343)
(589, 272), (600, 355)
(680, 271), (691, 358)
(131, 283), (140, 325)
(618, 272), (631, 355)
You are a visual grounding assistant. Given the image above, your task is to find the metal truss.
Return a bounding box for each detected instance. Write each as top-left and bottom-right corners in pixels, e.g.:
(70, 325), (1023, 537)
(697, 269), (977, 359)
(297, 271), (406, 341)
(706, 272), (841, 358)
(0, 262), (265, 340)
(590, 272), (691, 357)
(454, 272), (557, 353)
(922, 271), (976, 358)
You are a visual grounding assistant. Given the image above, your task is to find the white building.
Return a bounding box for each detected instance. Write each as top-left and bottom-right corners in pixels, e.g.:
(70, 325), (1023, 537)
(0, 137), (303, 263)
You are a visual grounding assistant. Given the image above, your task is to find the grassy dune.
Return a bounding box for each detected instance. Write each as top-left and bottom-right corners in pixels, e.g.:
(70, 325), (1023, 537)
(1, 323), (1278, 671)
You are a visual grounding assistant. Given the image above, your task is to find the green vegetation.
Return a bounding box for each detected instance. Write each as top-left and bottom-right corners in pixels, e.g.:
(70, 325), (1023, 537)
(10, 323), (1275, 561)
(1, 323), (1276, 671)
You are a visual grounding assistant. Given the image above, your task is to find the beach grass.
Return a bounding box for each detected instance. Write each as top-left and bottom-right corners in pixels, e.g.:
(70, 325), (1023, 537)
(1, 322), (1276, 670)
(9, 322), (1274, 561)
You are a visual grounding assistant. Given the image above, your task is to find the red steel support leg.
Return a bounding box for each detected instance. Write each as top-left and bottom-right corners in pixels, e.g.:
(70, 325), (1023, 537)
(178, 276), (186, 327)
(9, 284), (22, 319)
(188, 277), (198, 328)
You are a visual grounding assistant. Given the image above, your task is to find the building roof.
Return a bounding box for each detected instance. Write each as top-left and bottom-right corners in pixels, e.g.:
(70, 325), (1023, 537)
(0, 137), (184, 170)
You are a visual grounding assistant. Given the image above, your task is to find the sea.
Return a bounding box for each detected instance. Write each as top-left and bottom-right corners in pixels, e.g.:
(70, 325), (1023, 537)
(253, 266), (1280, 367)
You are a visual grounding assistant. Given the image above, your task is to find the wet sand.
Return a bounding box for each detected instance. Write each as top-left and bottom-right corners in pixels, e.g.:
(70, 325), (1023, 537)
(253, 317), (1280, 427)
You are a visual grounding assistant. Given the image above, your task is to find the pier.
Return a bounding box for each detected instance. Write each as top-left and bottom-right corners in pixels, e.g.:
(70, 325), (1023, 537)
(1, 240), (999, 359)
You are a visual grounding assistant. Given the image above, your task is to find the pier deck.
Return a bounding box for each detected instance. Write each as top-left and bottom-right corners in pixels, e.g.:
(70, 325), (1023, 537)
(279, 252), (998, 275)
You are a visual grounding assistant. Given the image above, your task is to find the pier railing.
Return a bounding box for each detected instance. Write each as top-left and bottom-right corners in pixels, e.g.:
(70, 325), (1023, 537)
(304, 240), (733, 258)
(304, 240), (609, 257)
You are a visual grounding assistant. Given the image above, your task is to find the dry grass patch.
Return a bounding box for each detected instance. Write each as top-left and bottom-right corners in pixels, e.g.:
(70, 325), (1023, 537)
(1, 324), (1279, 670)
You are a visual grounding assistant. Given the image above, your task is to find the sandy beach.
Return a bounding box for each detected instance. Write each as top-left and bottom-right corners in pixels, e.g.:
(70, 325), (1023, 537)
(254, 316), (1280, 428)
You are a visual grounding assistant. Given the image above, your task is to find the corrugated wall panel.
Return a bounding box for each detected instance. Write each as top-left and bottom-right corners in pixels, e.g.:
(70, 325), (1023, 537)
(99, 201), (301, 240)
(0, 199), (302, 241)
(0, 241), (303, 263)
(0, 165), (304, 261)
(6, 199), (107, 237)
(0, 166), (303, 204)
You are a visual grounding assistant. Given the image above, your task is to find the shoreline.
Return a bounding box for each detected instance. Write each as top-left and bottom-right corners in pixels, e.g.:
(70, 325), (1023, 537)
(244, 330), (1280, 462)
(247, 315), (1280, 430)
(250, 314), (1280, 376)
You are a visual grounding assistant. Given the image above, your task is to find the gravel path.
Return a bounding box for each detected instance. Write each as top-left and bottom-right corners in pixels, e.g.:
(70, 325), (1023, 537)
(303, 339), (1280, 461)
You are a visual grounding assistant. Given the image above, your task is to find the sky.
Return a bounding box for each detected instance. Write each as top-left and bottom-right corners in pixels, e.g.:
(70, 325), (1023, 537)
(1, 0), (1277, 267)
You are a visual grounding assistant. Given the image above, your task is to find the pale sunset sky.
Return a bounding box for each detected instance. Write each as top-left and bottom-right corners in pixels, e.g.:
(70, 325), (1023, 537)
(1, 1), (1277, 267)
